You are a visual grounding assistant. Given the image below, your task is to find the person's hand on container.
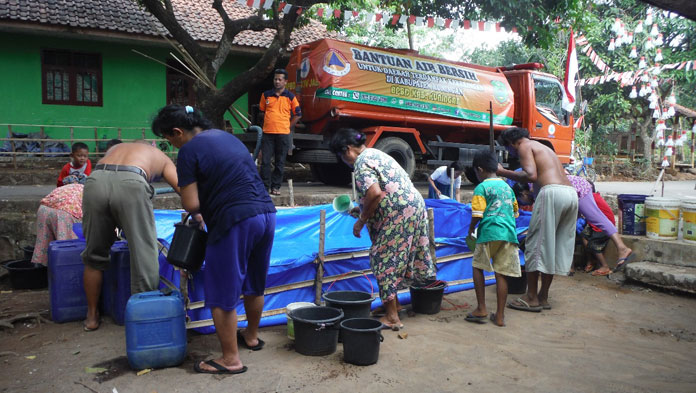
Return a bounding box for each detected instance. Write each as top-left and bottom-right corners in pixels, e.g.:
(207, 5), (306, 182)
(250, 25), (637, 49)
(192, 213), (205, 230)
(349, 206), (361, 219)
(353, 217), (364, 238)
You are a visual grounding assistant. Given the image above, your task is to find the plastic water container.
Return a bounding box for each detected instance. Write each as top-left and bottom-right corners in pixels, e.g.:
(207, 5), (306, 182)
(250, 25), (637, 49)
(617, 194), (648, 236)
(101, 241), (131, 325)
(681, 197), (696, 243)
(125, 288), (187, 370)
(645, 197), (680, 240)
(48, 239), (87, 323)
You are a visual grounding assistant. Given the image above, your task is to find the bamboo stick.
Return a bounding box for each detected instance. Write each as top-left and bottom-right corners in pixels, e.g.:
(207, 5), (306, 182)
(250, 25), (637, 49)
(428, 208), (437, 270)
(449, 167), (455, 199)
(314, 209), (326, 305)
(94, 127), (99, 153)
(288, 179), (295, 207)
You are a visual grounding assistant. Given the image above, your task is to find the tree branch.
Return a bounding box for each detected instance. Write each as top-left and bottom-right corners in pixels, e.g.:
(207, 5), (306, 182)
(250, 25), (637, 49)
(141, 0), (209, 72)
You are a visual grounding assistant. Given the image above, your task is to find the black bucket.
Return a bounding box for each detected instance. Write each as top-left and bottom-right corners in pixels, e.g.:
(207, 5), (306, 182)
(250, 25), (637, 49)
(323, 290), (374, 342)
(409, 279), (447, 315)
(290, 306), (343, 356)
(507, 266), (527, 295)
(340, 318), (384, 366)
(3, 260), (48, 290)
(167, 214), (207, 272)
(21, 246), (34, 260)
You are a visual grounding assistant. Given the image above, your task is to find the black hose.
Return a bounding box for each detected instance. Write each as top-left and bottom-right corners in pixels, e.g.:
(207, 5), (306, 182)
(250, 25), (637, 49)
(248, 125), (263, 160)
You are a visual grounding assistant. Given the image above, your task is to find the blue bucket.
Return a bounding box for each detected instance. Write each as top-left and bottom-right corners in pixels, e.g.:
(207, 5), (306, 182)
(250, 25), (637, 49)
(617, 194), (648, 236)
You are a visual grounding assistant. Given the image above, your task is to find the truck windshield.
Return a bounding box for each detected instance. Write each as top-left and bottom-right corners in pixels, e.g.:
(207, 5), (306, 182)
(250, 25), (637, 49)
(533, 76), (567, 125)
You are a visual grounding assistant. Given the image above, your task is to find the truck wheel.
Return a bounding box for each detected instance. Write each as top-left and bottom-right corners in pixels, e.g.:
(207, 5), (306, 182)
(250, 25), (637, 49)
(310, 163), (352, 186)
(373, 137), (415, 179)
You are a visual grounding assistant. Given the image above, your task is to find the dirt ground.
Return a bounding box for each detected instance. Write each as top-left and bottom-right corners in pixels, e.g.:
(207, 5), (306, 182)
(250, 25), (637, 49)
(0, 271), (695, 393)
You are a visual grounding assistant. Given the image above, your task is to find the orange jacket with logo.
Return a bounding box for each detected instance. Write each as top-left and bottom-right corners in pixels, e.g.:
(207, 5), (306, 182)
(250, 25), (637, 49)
(259, 89), (301, 135)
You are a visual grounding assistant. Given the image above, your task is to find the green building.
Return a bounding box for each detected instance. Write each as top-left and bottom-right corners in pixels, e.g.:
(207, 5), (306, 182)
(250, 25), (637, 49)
(0, 0), (329, 151)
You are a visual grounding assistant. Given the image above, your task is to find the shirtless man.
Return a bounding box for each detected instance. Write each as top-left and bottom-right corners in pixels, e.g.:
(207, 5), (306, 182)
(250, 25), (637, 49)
(81, 142), (179, 331)
(496, 127), (578, 312)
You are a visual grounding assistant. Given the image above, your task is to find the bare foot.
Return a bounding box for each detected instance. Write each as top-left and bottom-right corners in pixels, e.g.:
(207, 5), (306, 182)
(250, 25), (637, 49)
(490, 312), (505, 327)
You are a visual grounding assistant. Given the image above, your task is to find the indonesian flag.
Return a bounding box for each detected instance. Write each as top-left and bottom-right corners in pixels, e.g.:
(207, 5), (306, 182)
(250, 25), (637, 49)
(562, 29), (579, 112)
(573, 115), (584, 129)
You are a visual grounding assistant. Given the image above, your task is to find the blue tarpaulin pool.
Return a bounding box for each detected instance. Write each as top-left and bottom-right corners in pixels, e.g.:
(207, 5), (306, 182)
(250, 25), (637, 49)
(151, 199), (530, 332)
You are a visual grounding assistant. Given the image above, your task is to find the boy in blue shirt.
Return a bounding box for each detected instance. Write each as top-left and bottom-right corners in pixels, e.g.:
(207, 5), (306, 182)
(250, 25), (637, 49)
(465, 150), (521, 327)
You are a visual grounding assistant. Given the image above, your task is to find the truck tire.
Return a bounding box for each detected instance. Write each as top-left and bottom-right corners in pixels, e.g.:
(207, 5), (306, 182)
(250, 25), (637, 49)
(310, 163), (352, 186)
(373, 137), (416, 179)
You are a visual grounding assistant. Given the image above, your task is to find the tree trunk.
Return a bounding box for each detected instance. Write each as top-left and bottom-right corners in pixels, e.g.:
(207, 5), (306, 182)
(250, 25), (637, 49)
(406, 21), (414, 50)
(637, 115), (654, 164)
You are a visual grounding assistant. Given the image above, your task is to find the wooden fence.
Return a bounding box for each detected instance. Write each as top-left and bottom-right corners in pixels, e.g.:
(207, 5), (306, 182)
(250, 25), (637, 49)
(0, 123), (178, 169)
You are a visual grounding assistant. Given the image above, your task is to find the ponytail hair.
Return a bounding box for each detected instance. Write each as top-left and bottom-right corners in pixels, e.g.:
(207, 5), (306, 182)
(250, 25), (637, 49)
(151, 104), (214, 137)
(329, 127), (367, 154)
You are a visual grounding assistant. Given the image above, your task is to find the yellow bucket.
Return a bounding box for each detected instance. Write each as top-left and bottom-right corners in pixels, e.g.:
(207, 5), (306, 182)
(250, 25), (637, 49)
(681, 198), (696, 244)
(645, 197), (680, 240)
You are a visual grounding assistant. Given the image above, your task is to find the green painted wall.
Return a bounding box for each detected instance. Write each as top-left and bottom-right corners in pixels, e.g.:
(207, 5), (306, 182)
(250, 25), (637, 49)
(0, 32), (257, 151)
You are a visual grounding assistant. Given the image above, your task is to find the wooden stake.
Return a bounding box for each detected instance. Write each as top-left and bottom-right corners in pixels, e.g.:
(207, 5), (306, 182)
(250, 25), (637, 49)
(39, 126), (45, 154)
(8, 125), (16, 169)
(449, 167), (455, 199)
(352, 172), (357, 201)
(427, 208), (438, 271)
(314, 209), (326, 305)
(288, 179), (295, 207)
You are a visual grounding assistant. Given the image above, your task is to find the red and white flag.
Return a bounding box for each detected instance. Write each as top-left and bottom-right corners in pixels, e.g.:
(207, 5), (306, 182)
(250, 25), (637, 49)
(562, 29), (579, 112)
(573, 115), (584, 129)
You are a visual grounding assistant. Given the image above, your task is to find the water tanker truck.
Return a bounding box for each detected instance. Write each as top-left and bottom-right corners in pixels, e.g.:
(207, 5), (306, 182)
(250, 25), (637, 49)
(242, 38), (575, 185)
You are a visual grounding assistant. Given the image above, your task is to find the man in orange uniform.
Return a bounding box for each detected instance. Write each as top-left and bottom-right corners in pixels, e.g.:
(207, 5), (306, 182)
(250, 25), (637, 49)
(259, 69), (301, 196)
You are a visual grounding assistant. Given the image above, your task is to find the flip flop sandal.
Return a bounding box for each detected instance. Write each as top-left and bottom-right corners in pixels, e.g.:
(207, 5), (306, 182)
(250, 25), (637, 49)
(591, 269), (612, 276)
(584, 264), (595, 273)
(464, 312), (488, 324)
(613, 253), (636, 272)
(507, 298), (543, 312)
(194, 360), (248, 375)
(237, 330), (265, 351)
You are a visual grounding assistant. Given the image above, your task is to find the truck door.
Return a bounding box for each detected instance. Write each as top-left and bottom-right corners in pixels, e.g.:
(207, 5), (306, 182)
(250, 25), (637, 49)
(530, 75), (573, 162)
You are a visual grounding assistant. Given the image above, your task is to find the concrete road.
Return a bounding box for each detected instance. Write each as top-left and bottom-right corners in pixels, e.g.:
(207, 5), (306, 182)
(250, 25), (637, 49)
(594, 180), (695, 198)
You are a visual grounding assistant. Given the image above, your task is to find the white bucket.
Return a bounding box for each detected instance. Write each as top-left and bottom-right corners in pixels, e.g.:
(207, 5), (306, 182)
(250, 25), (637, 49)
(681, 197), (696, 244)
(286, 302), (316, 340)
(645, 197), (680, 240)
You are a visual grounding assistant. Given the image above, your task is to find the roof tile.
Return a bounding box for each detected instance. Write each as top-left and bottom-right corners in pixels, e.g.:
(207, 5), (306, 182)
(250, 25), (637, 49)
(0, 0), (333, 49)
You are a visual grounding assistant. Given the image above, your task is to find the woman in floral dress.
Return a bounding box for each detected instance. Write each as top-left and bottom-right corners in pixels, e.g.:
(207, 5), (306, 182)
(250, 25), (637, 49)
(330, 128), (436, 330)
(31, 183), (84, 265)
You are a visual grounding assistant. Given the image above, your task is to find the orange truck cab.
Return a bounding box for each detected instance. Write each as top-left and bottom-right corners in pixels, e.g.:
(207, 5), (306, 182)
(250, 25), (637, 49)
(246, 38), (574, 185)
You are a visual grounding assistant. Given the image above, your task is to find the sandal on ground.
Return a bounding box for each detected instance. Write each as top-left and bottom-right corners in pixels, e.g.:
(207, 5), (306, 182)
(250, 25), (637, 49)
(584, 264), (595, 273)
(464, 312), (488, 324)
(507, 298), (543, 312)
(237, 330), (265, 351)
(194, 360), (247, 375)
(591, 269), (612, 276)
(270, 189), (281, 196)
